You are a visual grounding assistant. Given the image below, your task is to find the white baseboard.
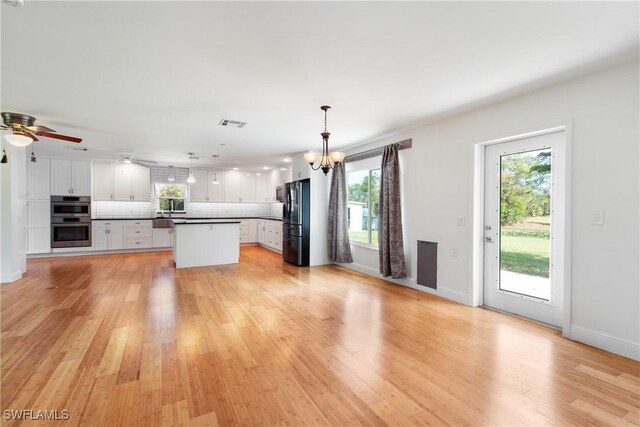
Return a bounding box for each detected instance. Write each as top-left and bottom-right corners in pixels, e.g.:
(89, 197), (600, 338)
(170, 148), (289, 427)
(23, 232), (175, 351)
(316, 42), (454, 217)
(338, 262), (471, 306)
(28, 248), (171, 258)
(569, 325), (640, 361)
(0, 270), (22, 283)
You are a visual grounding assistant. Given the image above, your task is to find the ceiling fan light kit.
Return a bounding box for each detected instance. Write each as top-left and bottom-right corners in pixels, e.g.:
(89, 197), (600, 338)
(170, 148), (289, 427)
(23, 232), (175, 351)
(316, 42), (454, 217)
(306, 106), (345, 175)
(4, 133), (33, 147)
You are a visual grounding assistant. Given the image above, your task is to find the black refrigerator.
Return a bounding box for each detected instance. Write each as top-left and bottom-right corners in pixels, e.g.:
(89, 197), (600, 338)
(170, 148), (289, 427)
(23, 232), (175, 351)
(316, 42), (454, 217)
(282, 179), (310, 266)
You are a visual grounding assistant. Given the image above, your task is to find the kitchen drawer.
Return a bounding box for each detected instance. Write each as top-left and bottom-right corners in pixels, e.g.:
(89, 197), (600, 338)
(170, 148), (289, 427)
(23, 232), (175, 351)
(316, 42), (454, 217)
(124, 219), (152, 228)
(239, 234), (249, 243)
(125, 227), (152, 238)
(93, 220), (124, 228)
(125, 237), (152, 249)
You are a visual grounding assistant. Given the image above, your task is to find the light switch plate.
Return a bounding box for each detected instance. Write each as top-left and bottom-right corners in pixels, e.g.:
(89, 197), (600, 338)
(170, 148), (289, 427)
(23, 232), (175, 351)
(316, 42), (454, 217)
(456, 217), (465, 226)
(451, 247), (458, 257)
(592, 209), (604, 225)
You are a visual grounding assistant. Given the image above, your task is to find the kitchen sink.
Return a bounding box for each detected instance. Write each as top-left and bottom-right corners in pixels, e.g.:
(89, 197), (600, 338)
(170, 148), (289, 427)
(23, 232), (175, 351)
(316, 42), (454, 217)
(152, 219), (173, 228)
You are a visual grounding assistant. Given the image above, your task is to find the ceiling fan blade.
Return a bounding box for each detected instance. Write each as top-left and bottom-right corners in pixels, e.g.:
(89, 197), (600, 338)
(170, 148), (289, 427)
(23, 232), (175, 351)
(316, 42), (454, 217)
(38, 131), (82, 143)
(27, 125), (56, 133)
(136, 159), (158, 165)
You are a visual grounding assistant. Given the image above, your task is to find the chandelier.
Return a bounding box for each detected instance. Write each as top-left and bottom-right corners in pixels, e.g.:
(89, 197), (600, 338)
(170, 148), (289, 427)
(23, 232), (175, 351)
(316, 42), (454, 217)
(304, 105), (345, 175)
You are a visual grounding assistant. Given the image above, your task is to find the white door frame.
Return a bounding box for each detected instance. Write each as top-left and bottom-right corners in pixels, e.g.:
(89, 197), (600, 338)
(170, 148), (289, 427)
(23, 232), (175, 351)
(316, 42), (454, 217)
(471, 121), (573, 337)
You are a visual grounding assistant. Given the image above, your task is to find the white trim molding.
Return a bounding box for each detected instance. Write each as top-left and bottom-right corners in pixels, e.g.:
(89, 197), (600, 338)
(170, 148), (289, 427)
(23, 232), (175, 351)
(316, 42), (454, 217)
(569, 325), (640, 361)
(0, 270), (23, 283)
(337, 262), (471, 306)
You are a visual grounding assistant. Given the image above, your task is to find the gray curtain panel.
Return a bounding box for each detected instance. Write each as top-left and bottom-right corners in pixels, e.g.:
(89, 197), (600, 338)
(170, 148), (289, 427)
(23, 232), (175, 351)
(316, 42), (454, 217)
(379, 144), (407, 278)
(327, 162), (353, 263)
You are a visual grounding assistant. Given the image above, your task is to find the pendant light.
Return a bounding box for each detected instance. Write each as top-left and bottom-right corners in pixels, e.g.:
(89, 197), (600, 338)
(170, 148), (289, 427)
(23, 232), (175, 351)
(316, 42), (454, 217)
(211, 155), (220, 185)
(167, 165), (175, 182)
(186, 153), (196, 184)
(304, 105), (345, 175)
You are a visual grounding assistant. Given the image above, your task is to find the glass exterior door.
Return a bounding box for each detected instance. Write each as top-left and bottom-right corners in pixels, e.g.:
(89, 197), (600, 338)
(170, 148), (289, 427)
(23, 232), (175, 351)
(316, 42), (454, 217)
(483, 130), (565, 327)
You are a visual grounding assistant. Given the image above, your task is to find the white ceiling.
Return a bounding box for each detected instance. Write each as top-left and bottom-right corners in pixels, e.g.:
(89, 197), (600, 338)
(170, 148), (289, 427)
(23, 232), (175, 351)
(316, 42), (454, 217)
(1, 1), (638, 170)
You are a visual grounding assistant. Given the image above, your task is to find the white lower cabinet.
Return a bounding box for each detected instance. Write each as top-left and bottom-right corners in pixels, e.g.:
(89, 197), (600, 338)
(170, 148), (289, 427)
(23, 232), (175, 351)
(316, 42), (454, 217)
(125, 237), (152, 249)
(257, 219), (282, 251)
(26, 200), (51, 254)
(27, 228), (51, 254)
(152, 228), (173, 248)
(124, 220), (152, 249)
(92, 222), (124, 251)
(239, 219), (258, 243)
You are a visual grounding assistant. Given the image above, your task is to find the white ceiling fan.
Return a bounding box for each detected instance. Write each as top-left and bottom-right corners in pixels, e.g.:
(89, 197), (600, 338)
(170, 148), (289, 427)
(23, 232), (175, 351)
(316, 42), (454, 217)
(119, 152), (157, 167)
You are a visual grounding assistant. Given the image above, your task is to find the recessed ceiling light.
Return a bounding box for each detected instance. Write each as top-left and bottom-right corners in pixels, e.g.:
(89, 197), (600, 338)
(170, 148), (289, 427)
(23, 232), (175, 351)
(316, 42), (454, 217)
(280, 168), (287, 171)
(256, 173), (261, 176)
(283, 158), (291, 163)
(232, 167), (238, 171)
(263, 166), (269, 170)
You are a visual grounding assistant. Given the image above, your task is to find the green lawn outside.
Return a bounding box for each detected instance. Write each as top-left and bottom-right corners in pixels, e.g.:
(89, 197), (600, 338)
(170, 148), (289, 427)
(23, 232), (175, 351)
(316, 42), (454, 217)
(500, 234), (550, 278)
(349, 230), (379, 245)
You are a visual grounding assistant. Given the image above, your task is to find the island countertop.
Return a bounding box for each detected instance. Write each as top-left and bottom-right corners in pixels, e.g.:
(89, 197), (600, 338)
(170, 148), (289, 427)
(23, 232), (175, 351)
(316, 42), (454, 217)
(171, 219), (242, 225)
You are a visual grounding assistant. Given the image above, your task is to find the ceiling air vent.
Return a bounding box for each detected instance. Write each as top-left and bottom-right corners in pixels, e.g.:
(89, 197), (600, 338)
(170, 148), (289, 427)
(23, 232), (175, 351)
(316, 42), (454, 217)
(219, 119), (247, 128)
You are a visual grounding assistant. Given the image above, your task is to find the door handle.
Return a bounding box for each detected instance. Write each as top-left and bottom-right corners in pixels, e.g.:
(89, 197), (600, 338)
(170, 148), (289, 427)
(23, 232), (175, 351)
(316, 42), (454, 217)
(484, 236), (494, 243)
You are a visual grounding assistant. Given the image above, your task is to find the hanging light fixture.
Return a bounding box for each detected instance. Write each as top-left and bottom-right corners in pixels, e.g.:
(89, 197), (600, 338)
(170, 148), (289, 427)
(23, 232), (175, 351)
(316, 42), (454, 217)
(186, 153), (196, 184)
(167, 165), (175, 182)
(211, 155), (220, 184)
(304, 105), (345, 175)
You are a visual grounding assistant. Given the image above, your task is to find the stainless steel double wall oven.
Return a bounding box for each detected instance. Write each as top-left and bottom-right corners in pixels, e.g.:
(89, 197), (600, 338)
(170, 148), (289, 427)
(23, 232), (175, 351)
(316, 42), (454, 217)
(50, 195), (92, 248)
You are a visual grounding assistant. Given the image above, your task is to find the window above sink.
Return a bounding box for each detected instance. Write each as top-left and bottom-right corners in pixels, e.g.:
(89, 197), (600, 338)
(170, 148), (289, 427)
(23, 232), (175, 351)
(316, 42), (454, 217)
(155, 183), (186, 213)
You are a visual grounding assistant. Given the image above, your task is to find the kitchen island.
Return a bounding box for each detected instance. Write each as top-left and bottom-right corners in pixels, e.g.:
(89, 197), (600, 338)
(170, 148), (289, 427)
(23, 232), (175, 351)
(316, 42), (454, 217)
(171, 219), (241, 268)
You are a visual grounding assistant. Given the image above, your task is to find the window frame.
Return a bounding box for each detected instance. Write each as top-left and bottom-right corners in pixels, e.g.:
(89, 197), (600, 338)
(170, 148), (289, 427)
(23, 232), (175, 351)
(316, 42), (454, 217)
(154, 183), (187, 213)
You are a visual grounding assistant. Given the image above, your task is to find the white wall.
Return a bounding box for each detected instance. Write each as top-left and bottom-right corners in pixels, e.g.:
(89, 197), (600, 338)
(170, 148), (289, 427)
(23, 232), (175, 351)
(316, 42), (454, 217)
(340, 60), (639, 359)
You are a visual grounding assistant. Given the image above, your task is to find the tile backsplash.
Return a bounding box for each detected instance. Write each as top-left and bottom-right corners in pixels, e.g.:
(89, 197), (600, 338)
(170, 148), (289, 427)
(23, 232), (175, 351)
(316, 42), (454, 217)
(93, 201), (283, 219)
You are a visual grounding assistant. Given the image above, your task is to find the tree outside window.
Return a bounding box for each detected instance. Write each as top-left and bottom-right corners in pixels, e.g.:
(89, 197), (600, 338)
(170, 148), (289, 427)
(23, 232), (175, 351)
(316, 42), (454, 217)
(347, 168), (380, 245)
(155, 183), (186, 211)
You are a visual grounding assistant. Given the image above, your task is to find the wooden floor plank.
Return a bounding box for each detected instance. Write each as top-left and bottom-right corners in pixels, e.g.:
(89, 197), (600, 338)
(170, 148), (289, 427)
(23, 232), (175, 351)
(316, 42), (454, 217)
(1, 248), (638, 426)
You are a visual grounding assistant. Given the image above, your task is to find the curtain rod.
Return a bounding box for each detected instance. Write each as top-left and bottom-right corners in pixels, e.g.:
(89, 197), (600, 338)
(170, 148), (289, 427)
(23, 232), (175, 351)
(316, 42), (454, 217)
(345, 138), (412, 163)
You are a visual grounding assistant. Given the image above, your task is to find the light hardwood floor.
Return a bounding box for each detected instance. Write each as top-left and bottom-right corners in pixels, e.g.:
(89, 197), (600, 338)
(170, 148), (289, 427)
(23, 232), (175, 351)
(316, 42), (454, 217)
(1, 247), (638, 426)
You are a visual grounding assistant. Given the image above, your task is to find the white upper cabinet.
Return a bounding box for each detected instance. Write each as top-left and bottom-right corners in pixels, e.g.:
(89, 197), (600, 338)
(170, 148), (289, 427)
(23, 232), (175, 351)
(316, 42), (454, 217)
(224, 170), (240, 202)
(255, 173), (269, 203)
(112, 163), (150, 201)
(292, 156), (310, 181)
(224, 170), (255, 202)
(207, 171), (224, 202)
(27, 158), (50, 200)
(131, 164), (150, 201)
(51, 159), (91, 196)
(280, 166), (293, 185)
(190, 170), (224, 203)
(239, 172), (255, 202)
(93, 161), (114, 201)
(71, 160), (91, 196)
(189, 170), (209, 202)
(50, 159), (72, 195)
(113, 163), (133, 200)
